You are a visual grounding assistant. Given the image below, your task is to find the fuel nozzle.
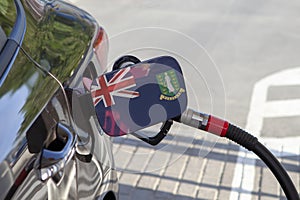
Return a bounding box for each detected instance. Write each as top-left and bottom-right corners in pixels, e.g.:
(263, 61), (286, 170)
(178, 108), (209, 130)
(177, 108), (229, 137)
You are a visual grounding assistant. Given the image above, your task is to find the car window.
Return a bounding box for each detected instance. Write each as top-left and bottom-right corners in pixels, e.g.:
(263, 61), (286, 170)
(0, 0), (17, 36)
(0, 0), (26, 80)
(0, 26), (7, 51)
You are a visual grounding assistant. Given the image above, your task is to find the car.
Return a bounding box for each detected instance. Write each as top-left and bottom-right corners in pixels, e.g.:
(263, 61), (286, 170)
(0, 0), (118, 199)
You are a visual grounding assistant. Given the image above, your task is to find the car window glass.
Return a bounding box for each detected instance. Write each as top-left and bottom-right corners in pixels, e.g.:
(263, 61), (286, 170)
(0, 26), (7, 51)
(0, 0), (17, 36)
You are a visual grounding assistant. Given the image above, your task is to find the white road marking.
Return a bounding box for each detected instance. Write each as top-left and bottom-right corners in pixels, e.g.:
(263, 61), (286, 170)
(230, 67), (300, 200)
(65, 0), (79, 3)
(264, 99), (300, 117)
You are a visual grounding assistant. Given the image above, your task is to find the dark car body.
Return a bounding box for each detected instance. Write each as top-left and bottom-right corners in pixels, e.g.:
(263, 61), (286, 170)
(0, 0), (118, 199)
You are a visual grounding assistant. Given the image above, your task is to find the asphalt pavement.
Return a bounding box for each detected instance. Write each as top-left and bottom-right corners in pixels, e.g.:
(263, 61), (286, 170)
(72, 1), (300, 199)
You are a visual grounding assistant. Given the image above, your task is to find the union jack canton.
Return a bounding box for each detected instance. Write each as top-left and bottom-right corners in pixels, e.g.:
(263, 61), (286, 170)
(91, 67), (140, 107)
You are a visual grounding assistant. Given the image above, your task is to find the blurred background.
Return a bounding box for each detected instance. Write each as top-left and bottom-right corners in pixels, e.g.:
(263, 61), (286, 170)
(71, 1), (300, 199)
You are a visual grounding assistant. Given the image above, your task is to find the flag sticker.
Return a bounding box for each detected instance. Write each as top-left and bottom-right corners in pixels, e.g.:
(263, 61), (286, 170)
(88, 56), (188, 136)
(156, 69), (185, 101)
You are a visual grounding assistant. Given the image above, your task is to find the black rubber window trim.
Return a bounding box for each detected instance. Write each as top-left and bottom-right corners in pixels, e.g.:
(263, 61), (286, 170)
(0, 41), (18, 81)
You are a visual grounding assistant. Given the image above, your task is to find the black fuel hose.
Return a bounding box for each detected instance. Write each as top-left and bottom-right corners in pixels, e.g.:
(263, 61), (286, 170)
(226, 124), (299, 200)
(178, 109), (300, 200)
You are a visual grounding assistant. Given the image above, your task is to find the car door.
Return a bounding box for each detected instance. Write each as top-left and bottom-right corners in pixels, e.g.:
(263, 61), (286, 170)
(0, 0), (77, 199)
(1, 0), (118, 199)
(0, 34), (78, 200)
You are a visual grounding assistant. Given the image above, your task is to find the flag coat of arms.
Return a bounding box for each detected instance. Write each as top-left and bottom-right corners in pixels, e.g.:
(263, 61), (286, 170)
(86, 56), (187, 136)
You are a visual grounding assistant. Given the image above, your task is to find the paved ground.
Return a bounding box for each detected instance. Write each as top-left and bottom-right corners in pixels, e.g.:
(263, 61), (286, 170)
(71, 1), (300, 199)
(111, 132), (299, 200)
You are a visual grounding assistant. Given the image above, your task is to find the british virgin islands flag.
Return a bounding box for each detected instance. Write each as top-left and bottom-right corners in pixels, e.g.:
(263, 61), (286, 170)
(84, 56), (187, 136)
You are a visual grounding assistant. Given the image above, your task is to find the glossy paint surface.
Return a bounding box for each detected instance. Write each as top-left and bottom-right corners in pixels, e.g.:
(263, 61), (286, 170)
(0, 0), (117, 199)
